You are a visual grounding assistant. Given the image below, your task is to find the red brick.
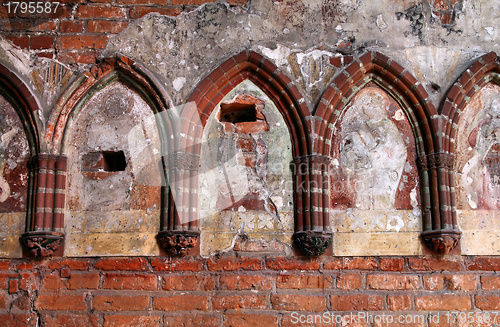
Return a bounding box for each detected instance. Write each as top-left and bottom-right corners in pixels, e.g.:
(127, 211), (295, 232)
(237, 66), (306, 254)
(212, 294), (267, 310)
(102, 273), (157, 290)
(0, 292), (6, 309)
(343, 257), (378, 270)
(337, 274), (362, 289)
(0, 314), (36, 326)
(7, 36), (29, 49)
(36, 294), (87, 310)
(48, 259), (90, 270)
(68, 272), (100, 289)
(57, 50), (98, 64)
(43, 274), (65, 290)
(76, 5), (127, 19)
(153, 295), (209, 311)
(366, 274), (419, 290)
(475, 295), (500, 310)
(103, 315), (161, 327)
(171, 0), (213, 5)
(61, 21), (84, 33)
(93, 295), (149, 311)
(408, 257), (461, 271)
(415, 295), (471, 311)
(87, 20), (129, 34)
(0, 261), (9, 270)
(57, 35), (110, 50)
(281, 314), (340, 327)
(443, 274), (477, 291)
(29, 35), (54, 50)
(266, 257), (319, 270)
(481, 276), (500, 290)
(323, 257), (343, 270)
(129, 6), (182, 19)
(8, 279), (18, 293)
(423, 275), (444, 290)
(220, 274), (273, 290)
(466, 257), (500, 271)
(225, 314), (279, 326)
(271, 294), (326, 312)
(117, 0), (169, 3)
(208, 256), (262, 271)
(163, 314), (221, 327)
(41, 314), (99, 327)
(387, 295), (412, 311)
(94, 258), (148, 271)
(380, 258), (404, 271)
(162, 275), (214, 291)
(331, 294), (384, 311)
(277, 274), (332, 289)
(150, 257), (203, 271)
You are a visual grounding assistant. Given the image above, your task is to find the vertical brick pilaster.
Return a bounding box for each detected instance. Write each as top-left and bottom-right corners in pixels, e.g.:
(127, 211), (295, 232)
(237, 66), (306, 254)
(21, 154), (67, 258)
(291, 154), (332, 256)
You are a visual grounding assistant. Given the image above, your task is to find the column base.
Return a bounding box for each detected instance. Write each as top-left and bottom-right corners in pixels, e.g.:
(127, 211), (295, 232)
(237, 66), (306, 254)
(422, 229), (461, 255)
(293, 231), (333, 256)
(157, 230), (200, 256)
(20, 231), (65, 259)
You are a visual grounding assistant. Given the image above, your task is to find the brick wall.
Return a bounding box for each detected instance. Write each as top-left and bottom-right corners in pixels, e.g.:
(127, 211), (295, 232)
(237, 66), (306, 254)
(1, 255), (500, 326)
(1, 0), (247, 64)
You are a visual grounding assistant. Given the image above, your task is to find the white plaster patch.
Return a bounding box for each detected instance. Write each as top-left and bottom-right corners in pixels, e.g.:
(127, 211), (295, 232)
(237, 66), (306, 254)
(387, 215), (404, 232)
(172, 77), (186, 91)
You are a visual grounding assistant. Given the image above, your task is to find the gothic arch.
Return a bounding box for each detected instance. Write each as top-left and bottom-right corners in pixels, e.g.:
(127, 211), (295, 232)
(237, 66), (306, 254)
(47, 56), (174, 156)
(0, 63), (39, 154)
(0, 63), (42, 257)
(315, 51), (459, 254)
(441, 52), (500, 154)
(172, 50), (317, 255)
(46, 55), (176, 257)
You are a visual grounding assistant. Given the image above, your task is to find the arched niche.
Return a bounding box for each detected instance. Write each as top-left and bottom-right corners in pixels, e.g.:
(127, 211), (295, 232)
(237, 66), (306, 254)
(330, 86), (421, 256)
(199, 80), (294, 255)
(64, 82), (163, 256)
(455, 82), (500, 254)
(0, 94), (31, 257)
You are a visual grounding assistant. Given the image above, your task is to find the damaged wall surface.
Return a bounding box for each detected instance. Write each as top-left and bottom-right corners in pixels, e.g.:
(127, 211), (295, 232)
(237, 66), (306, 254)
(0, 0), (500, 325)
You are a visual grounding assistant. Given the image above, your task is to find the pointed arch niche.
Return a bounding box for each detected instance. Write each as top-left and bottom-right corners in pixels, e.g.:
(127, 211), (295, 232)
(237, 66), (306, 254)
(49, 56), (172, 256)
(199, 80), (294, 255)
(170, 50), (312, 256)
(443, 52), (500, 255)
(315, 52), (449, 255)
(0, 63), (39, 258)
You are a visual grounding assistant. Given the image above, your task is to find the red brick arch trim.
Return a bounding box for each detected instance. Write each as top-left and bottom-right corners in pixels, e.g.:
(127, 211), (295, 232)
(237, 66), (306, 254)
(441, 52), (499, 154)
(0, 63), (40, 153)
(175, 50), (312, 254)
(47, 55), (174, 155)
(314, 51), (438, 157)
(184, 50), (311, 157)
(43, 55), (176, 257)
(315, 51), (459, 255)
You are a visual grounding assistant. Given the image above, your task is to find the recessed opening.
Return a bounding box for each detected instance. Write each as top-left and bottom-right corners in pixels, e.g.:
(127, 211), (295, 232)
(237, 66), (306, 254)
(102, 151), (127, 172)
(81, 151), (127, 172)
(219, 103), (257, 124)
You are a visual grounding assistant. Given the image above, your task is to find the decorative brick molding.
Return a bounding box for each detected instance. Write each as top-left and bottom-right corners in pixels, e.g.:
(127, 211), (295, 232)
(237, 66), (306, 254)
(421, 229), (461, 255)
(185, 50), (311, 249)
(157, 230), (200, 256)
(21, 154), (68, 258)
(19, 231), (65, 258)
(293, 231), (333, 256)
(440, 52), (499, 154)
(313, 51), (464, 255)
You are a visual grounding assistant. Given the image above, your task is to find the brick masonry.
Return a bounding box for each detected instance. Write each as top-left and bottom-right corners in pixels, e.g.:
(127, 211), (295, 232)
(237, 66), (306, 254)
(0, 255), (499, 326)
(1, 0), (500, 325)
